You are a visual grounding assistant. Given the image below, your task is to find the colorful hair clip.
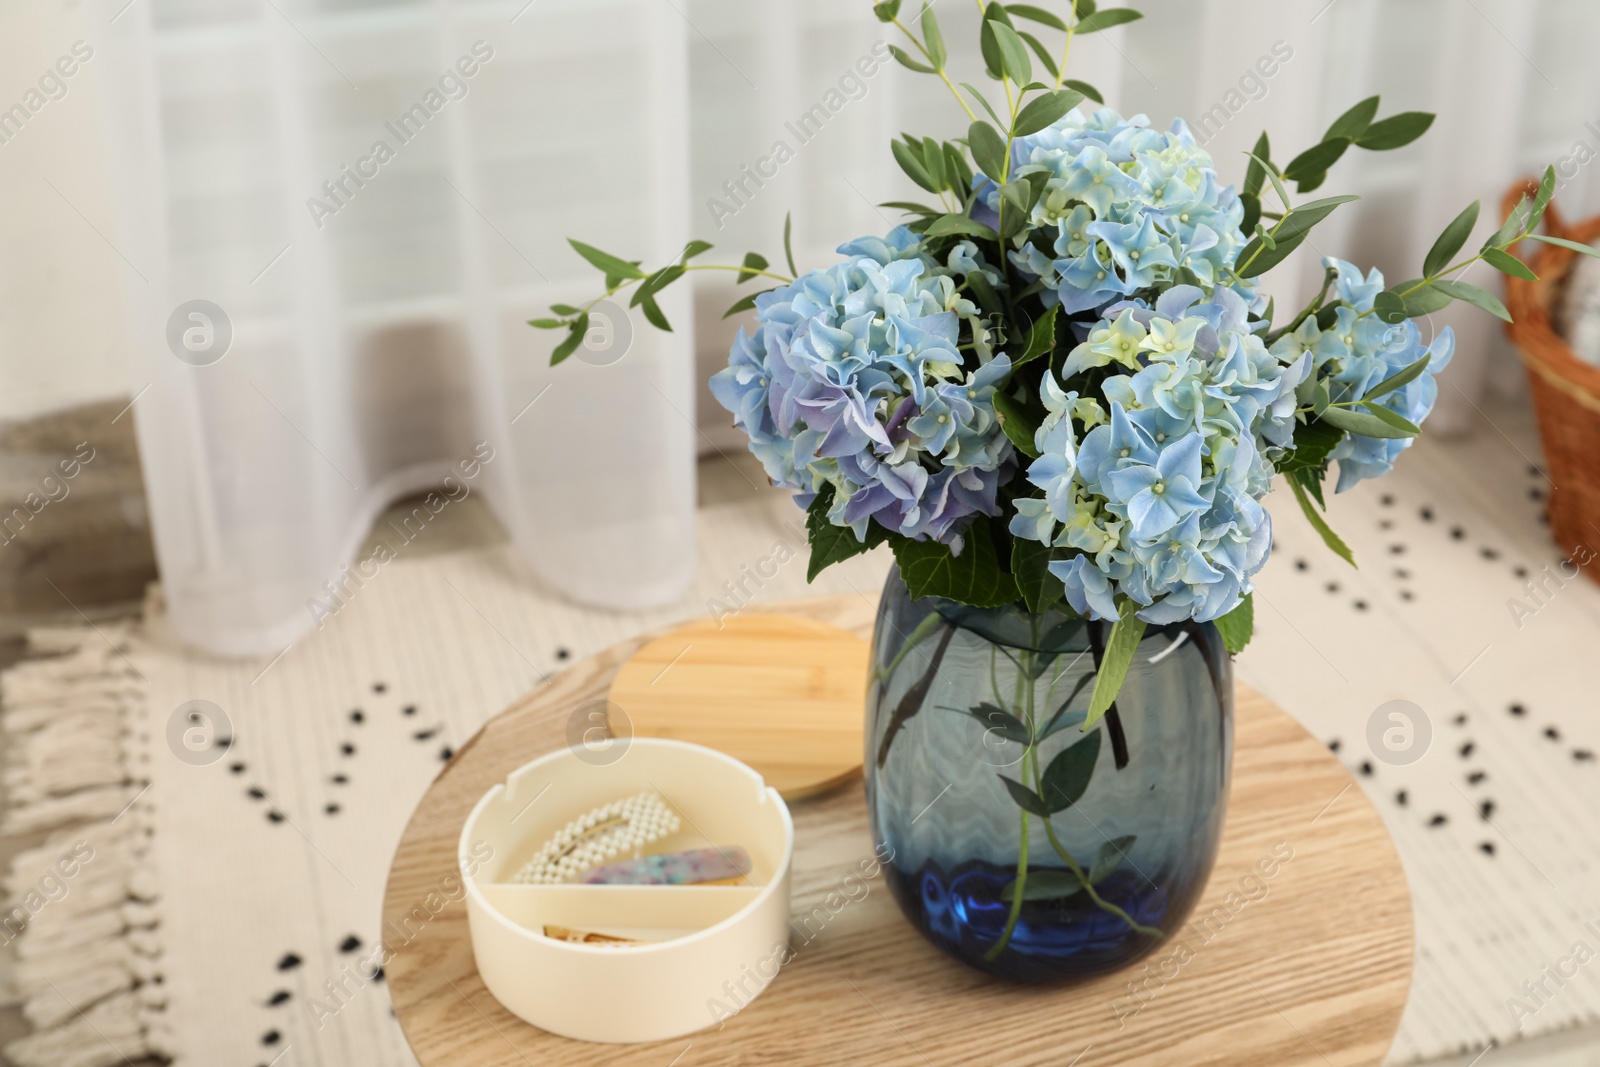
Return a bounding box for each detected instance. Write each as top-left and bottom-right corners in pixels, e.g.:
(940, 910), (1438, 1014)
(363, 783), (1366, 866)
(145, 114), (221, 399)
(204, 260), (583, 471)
(512, 790), (680, 885)
(580, 846), (752, 886)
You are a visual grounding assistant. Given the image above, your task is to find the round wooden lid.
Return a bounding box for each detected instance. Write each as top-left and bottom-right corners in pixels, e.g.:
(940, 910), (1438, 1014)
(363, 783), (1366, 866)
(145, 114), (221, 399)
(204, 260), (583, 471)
(605, 613), (870, 799)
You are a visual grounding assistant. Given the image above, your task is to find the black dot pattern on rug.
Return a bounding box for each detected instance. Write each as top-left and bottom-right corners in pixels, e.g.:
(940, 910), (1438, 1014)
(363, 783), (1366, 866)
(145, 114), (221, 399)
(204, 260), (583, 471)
(439, 746), (454, 762)
(1394, 568), (1410, 579)
(1514, 566), (1529, 579)
(1480, 547), (1500, 560)
(372, 966), (385, 982)
(1379, 519), (1394, 531)
(1480, 842), (1496, 856)
(1509, 703), (1526, 717)
(247, 787), (265, 800)
(556, 647), (571, 661)
(350, 709), (364, 724)
(341, 743), (356, 756)
(267, 990), (290, 1006)
(325, 803), (340, 816)
(1545, 727), (1562, 741)
(1389, 543), (1406, 555)
(1380, 494), (1394, 506)
(1353, 599), (1368, 612)
(1395, 790), (1408, 807)
(1467, 770), (1487, 785)
(1295, 559), (1308, 571)
(339, 935), (361, 953)
(331, 774), (348, 785)
(402, 704), (417, 717)
(1399, 590), (1414, 601)
(1326, 581), (1341, 593)
(277, 953), (302, 970)
(1452, 713), (1468, 726)
(1419, 507), (1434, 522)
(413, 727), (440, 742)
(1480, 800), (1496, 821)
(1576, 750), (1596, 762)
(1359, 760), (1374, 777)
(1451, 526), (1466, 540)
(1429, 814), (1448, 827)
(1327, 739), (1341, 753)
(230, 762), (246, 774)
(267, 811), (284, 824)
(262, 1030), (280, 1046)
(1459, 742), (1475, 758)
(373, 682), (387, 694)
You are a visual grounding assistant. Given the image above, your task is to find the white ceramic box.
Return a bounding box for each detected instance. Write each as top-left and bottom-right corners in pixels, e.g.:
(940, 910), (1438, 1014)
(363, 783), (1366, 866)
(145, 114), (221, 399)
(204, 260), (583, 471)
(459, 739), (794, 1043)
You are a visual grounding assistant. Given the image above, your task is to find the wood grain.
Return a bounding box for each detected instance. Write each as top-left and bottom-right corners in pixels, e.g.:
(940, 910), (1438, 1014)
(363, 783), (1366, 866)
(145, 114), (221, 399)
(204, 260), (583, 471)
(607, 613), (870, 799)
(383, 595), (1413, 1067)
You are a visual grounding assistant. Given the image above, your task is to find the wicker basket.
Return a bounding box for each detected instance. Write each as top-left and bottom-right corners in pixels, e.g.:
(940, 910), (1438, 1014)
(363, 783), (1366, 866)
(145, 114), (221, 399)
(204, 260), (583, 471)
(1502, 179), (1600, 577)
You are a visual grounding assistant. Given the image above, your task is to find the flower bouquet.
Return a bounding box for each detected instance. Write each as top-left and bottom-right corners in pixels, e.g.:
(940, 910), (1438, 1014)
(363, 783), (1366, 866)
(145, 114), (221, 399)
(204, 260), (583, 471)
(534, 1), (1586, 977)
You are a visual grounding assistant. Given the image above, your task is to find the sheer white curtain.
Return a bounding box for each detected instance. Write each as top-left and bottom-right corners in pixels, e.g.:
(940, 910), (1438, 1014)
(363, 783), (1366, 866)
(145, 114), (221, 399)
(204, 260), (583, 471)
(98, 0), (696, 657)
(688, 0), (1600, 441)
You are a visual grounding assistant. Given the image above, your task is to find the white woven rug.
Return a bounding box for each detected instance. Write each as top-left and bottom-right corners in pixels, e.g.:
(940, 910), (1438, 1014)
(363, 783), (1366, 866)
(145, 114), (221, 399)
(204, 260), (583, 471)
(4, 428), (1599, 1066)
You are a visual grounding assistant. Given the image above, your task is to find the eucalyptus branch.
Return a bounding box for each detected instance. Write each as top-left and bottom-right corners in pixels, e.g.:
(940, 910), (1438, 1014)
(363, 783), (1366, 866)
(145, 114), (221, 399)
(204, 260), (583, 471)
(1054, 0), (1080, 90)
(890, 16), (978, 122)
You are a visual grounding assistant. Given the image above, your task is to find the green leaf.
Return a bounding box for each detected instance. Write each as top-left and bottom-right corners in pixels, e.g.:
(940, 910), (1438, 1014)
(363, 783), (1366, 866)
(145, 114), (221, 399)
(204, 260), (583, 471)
(1064, 78), (1103, 104)
(968, 119), (1010, 182)
(979, 14), (1005, 80)
(943, 143), (973, 192)
(960, 81), (1007, 128)
(1013, 89), (1084, 136)
(1483, 197), (1530, 252)
(1432, 278), (1511, 322)
(549, 303), (581, 316)
(679, 239), (713, 263)
(1236, 194), (1359, 278)
(1365, 354), (1433, 400)
(1276, 418), (1343, 477)
(1529, 164), (1558, 231)
(1040, 729), (1101, 813)
(527, 317), (566, 329)
(637, 292), (671, 331)
(1373, 289), (1408, 325)
(1013, 304), (1059, 367)
(1214, 594), (1254, 655)
(923, 213), (1000, 240)
(921, 136), (948, 191)
(737, 251), (770, 284)
(1237, 230), (1307, 278)
(893, 518), (1020, 607)
(1240, 192), (1261, 237)
(783, 212), (798, 276)
(880, 200), (941, 217)
(988, 19), (1032, 84)
(1360, 401), (1422, 435)
(1001, 870), (1083, 902)
(993, 390), (1042, 458)
(1085, 601), (1144, 729)
(920, 2), (947, 69)
(892, 138), (940, 193)
(1483, 247), (1538, 281)
(1284, 137), (1351, 187)
(804, 484), (886, 581)
(1356, 111), (1434, 151)
(1243, 132), (1271, 197)
(1288, 472), (1355, 567)
(998, 775), (1051, 817)
(1007, 3), (1067, 29)
(1528, 234), (1600, 259)
(1296, 463), (1326, 510)
(722, 287), (773, 319)
(1324, 95), (1380, 142)
(1245, 150), (1292, 211)
(1318, 404), (1418, 439)
(871, 0), (902, 20)
(631, 264), (684, 306)
(1089, 834), (1137, 884)
(888, 43), (936, 73)
(1390, 280), (1453, 317)
(1424, 200), (1480, 279)
(568, 239), (645, 282)
(550, 314), (588, 366)
(1036, 676), (1093, 742)
(1019, 35), (1061, 83)
(1074, 7), (1142, 32)
(1011, 536), (1061, 613)
(966, 702), (1032, 744)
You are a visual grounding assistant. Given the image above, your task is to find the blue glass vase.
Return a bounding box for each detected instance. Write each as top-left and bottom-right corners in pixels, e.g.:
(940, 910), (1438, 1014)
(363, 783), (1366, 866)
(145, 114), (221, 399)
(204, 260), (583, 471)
(865, 566), (1232, 982)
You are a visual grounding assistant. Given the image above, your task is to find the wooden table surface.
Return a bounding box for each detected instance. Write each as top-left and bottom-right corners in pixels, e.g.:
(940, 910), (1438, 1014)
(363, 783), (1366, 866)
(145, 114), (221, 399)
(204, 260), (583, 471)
(383, 595), (1413, 1067)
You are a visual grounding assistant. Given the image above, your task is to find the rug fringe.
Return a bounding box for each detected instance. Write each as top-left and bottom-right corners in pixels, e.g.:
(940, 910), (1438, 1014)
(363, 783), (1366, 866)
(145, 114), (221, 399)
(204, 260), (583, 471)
(1, 623), (169, 1066)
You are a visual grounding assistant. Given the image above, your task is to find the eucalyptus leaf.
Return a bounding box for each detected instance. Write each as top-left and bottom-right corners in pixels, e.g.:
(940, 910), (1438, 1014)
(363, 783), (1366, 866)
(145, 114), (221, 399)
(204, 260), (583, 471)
(923, 213), (1000, 240)
(1431, 277), (1511, 322)
(871, 0), (902, 21)
(988, 19), (1032, 84)
(920, 3), (947, 69)
(550, 315), (588, 366)
(1074, 7), (1142, 32)
(1324, 95), (1379, 142)
(784, 212), (798, 276)
(1423, 200), (1480, 280)
(1372, 289), (1408, 325)
(568, 239), (645, 282)
(968, 119), (1010, 181)
(1243, 132), (1271, 198)
(1483, 247), (1538, 281)
(1364, 354), (1432, 400)
(1089, 835), (1137, 884)
(1357, 111), (1434, 151)
(892, 138), (940, 193)
(962, 702), (1031, 745)
(1317, 404), (1419, 439)
(1014, 89), (1084, 136)
(888, 43), (937, 74)
(1002, 870), (1083, 902)
(1283, 137), (1351, 187)
(1084, 602), (1144, 729)
(1007, 3), (1068, 29)
(737, 252), (770, 284)
(998, 775), (1051, 817)
(1064, 78), (1103, 104)
(1528, 234), (1600, 260)
(1040, 729), (1102, 813)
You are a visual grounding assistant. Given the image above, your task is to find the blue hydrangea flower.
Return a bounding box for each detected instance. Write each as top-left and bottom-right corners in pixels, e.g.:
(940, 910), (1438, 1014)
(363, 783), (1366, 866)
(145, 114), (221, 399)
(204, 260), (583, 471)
(710, 227), (1013, 546)
(1269, 258), (1456, 492)
(976, 108), (1254, 315)
(1011, 287), (1308, 623)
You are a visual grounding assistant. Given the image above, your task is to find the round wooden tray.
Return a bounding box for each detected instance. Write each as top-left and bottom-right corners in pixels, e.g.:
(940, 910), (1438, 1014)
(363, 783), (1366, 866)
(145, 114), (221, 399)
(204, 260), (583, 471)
(383, 595), (1413, 1067)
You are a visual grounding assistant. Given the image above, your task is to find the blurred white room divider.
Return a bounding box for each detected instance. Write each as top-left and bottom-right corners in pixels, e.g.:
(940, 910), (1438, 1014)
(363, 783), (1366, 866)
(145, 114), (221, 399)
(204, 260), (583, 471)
(96, 0), (696, 656)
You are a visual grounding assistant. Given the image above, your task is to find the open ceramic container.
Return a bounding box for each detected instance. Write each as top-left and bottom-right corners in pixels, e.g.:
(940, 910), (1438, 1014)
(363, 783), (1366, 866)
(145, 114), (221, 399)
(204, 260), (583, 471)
(459, 739), (795, 1043)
